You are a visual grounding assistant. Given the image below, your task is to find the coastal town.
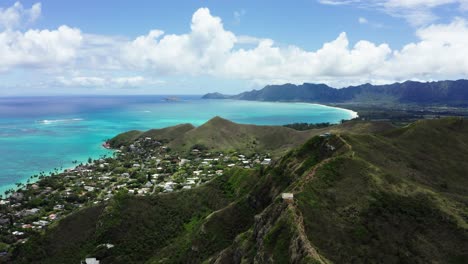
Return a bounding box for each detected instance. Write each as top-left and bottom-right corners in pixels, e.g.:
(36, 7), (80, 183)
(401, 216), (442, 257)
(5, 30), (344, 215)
(0, 136), (272, 256)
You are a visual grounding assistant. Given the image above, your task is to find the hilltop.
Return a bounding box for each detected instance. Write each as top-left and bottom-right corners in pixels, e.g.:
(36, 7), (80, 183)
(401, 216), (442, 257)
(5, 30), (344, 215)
(8, 117), (468, 263)
(108, 116), (395, 157)
(203, 79), (468, 106)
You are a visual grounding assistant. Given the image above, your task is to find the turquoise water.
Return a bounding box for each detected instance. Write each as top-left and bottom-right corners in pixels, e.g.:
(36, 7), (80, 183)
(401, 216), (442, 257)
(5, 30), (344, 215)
(0, 95), (357, 195)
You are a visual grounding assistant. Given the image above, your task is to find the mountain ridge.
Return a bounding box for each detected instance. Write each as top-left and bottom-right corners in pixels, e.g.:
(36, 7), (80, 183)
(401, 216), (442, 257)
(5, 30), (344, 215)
(108, 116), (396, 157)
(11, 117), (468, 263)
(202, 79), (468, 106)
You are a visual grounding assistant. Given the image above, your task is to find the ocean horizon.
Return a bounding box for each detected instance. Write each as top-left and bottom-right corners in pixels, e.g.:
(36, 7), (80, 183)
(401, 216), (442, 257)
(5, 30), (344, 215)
(0, 95), (357, 196)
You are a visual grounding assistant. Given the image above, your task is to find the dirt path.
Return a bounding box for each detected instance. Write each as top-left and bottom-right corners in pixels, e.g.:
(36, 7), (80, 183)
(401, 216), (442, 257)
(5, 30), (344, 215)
(285, 135), (352, 264)
(337, 134), (354, 158)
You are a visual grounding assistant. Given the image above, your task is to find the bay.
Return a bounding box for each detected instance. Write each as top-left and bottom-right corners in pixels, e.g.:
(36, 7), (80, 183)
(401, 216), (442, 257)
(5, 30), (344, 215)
(0, 95), (357, 195)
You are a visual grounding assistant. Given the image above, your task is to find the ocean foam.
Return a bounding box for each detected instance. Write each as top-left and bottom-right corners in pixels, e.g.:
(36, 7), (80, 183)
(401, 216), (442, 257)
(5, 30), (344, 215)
(37, 118), (84, 124)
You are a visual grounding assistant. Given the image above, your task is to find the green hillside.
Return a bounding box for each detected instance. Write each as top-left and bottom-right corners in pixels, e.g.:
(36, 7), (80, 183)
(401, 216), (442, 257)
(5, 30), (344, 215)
(108, 123), (195, 148)
(109, 116), (396, 157)
(11, 118), (468, 263)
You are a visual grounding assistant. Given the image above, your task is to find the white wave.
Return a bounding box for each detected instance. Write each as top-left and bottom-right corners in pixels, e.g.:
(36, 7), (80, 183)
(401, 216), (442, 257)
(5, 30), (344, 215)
(37, 118), (84, 125)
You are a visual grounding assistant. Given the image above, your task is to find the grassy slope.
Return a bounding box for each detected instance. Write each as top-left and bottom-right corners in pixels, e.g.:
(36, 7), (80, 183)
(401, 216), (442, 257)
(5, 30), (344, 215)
(109, 116), (397, 157)
(12, 169), (256, 264)
(296, 118), (468, 263)
(168, 116), (316, 156)
(108, 123), (195, 148)
(12, 118), (468, 263)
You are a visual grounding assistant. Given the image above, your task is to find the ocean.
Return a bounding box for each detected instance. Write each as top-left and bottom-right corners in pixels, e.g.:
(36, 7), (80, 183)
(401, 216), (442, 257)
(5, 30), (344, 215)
(0, 95), (357, 195)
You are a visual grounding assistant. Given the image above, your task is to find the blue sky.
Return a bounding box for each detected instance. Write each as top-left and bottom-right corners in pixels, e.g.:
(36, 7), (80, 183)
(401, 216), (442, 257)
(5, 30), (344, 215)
(0, 0), (467, 95)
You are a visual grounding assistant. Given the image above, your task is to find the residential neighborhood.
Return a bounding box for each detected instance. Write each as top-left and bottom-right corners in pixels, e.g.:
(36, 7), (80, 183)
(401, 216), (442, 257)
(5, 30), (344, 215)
(0, 136), (272, 256)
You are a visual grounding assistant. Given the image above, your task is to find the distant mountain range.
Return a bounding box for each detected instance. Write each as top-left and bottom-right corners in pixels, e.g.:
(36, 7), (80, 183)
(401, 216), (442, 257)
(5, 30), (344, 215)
(202, 80), (468, 106)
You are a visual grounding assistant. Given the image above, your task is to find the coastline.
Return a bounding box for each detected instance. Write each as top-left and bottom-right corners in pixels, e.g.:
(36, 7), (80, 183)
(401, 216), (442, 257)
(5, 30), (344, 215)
(0, 99), (356, 197)
(216, 99), (359, 122)
(0, 146), (113, 197)
(297, 102), (359, 120)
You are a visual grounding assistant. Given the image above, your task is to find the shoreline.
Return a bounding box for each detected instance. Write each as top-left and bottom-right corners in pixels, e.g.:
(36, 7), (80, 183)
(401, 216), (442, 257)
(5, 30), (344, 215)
(0, 101), (357, 197)
(214, 99), (359, 122)
(0, 146), (113, 197)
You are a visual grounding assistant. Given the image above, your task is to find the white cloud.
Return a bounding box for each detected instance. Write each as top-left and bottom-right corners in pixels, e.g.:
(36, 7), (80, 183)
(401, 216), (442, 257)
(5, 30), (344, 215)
(121, 8), (236, 75)
(0, 2), (81, 71)
(120, 8), (391, 81)
(0, 25), (82, 70)
(379, 17), (468, 79)
(358, 17), (368, 24)
(120, 8), (468, 86)
(233, 9), (246, 25)
(1, 3), (468, 91)
(319, 0), (468, 26)
(318, 0), (362, 5)
(56, 75), (163, 88)
(0, 2), (41, 29)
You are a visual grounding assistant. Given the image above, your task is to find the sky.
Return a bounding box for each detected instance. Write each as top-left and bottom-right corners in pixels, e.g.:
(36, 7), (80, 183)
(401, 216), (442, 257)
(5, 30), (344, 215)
(0, 0), (467, 95)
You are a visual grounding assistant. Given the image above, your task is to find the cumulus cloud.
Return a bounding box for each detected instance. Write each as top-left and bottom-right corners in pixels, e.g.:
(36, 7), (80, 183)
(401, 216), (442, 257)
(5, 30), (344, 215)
(0, 25), (82, 70)
(119, 7), (468, 86)
(121, 8), (236, 75)
(2, 2), (468, 90)
(0, 1), (41, 29)
(379, 17), (468, 79)
(0, 2), (82, 71)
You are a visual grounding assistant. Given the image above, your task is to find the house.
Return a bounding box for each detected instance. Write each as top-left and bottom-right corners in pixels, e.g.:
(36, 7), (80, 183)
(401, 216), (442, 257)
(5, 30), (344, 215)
(32, 220), (49, 227)
(0, 218), (9, 226)
(12, 231), (24, 236)
(24, 208), (40, 216)
(319, 132), (332, 138)
(281, 193), (294, 202)
(186, 179), (196, 185)
(84, 186), (95, 192)
(54, 204), (64, 210)
(163, 181), (175, 192)
(83, 258), (100, 264)
(179, 159), (190, 166)
(21, 224), (33, 229)
(137, 188), (150, 194)
(9, 192), (24, 202)
(261, 158), (272, 165)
